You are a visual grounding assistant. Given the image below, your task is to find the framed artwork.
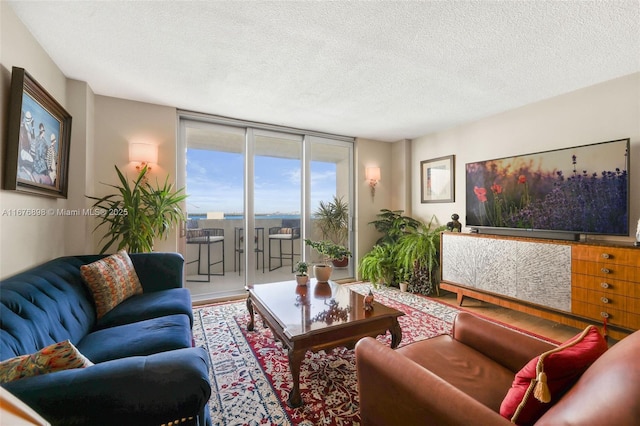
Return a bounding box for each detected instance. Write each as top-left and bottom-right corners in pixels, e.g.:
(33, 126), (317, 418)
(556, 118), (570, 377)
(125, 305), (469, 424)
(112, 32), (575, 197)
(421, 155), (455, 203)
(4, 67), (72, 198)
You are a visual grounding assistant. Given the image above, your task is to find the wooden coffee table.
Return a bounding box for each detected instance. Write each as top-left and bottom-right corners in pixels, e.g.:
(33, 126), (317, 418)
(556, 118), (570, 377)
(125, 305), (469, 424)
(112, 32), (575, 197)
(246, 279), (404, 407)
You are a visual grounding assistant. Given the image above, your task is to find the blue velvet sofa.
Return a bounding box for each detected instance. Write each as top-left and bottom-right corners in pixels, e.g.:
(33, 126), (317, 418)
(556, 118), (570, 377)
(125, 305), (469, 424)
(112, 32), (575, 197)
(0, 253), (212, 426)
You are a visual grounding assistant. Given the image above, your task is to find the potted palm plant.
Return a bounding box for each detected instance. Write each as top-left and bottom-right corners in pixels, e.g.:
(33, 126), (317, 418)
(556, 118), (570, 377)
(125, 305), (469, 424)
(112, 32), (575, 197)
(87, 165), (187, 253)
(314, 195), (350, 266)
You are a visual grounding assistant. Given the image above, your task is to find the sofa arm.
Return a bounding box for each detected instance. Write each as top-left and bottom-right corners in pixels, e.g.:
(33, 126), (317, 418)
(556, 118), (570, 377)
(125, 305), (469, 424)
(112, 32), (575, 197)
(3, 347), (211, 426)
(452, 312), (557, 373)
(129, 252), (185, 292)
(355, 337), (511, 426)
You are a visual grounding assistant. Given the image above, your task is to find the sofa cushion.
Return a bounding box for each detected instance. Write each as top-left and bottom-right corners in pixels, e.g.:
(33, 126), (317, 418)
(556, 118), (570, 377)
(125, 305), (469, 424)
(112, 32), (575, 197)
(0, 340), (93, 383)
(80, 250), (143, 319)
(0, 258), (96, 360)
(76, 314), (192, 363)
(397, 334), (515, 412)
(500, 325), (608, 425)
(96, 287), (194, 330)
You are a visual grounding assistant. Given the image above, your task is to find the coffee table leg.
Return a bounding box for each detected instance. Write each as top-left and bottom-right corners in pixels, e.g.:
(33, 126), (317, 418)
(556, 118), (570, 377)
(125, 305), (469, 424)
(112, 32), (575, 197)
(287, 347), (305, 408)
(389, 318), (402, 349)
(246, 296), (255, 331)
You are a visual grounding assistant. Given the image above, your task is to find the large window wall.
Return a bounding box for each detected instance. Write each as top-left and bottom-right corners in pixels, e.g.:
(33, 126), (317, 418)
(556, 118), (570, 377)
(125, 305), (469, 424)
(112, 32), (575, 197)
(178, 113), (354, 300)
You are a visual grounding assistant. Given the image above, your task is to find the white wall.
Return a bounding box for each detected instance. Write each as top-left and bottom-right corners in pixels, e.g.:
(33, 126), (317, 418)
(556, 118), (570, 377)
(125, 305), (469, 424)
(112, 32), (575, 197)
(92, 96), (179, 253)
(0, 3), (92, 277)
(355, 138), (393, 265)
(411, 72), (640, 244)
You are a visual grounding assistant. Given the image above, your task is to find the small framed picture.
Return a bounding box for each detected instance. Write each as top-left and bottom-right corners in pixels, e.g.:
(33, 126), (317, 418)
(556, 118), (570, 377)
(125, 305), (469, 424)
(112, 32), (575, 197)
(4, 67), (72, 198)
(421, 155), (454, 203)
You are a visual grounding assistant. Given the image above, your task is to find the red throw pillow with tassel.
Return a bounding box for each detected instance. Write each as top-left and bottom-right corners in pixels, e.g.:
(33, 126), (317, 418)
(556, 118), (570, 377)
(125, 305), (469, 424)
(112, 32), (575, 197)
(500, 325), (608, 425)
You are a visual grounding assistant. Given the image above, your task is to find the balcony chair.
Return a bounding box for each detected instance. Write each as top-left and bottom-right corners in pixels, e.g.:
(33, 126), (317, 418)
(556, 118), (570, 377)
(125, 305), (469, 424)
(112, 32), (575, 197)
(186, 220), (225, 282)
(234, 227), (265, 275)
(268, 219), (300, 272)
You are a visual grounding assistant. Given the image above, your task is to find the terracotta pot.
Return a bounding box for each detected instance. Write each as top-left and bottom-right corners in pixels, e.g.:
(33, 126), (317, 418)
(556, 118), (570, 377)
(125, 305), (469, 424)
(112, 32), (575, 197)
(331, 257), (349, 268)
(313, 264), (333, 282)
(295, 274), (309, 286)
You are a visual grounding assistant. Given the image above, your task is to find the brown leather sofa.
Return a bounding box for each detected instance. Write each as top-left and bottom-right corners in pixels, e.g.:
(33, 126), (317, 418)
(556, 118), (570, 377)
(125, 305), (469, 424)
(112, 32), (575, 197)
(355, 311), (640, 425)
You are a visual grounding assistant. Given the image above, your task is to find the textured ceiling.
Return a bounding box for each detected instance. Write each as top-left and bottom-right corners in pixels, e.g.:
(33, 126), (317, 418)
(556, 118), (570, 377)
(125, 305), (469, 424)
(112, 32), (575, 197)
(8, 1), (640, 142)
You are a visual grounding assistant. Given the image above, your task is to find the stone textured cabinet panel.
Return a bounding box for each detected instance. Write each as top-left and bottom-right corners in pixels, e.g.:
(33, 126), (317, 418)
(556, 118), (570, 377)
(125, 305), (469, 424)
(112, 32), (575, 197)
(442, 233), (571, 311)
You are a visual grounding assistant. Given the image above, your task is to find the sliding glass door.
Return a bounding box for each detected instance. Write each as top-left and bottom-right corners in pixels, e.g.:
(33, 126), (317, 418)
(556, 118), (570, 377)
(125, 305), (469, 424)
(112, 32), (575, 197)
(179, 115), (353, 300)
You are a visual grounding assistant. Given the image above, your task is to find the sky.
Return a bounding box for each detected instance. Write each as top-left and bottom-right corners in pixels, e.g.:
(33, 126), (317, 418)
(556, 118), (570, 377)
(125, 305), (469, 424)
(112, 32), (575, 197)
(186, 149), (338, 215)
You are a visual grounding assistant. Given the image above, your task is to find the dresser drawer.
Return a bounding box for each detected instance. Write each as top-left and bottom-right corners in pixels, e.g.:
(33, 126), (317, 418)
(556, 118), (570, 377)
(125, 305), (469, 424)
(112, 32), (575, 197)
(572, 245), (640, 267)
(572, 274), (640, 298)
(571, 287), (636, 310)
(572, 301), (640, 329)
(572, 260), (640, 282)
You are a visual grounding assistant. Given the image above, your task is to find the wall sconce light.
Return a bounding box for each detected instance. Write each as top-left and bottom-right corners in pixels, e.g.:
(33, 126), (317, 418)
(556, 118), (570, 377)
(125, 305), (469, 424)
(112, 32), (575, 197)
(129, 142), (158, 173)
(366, 167), (381, 198)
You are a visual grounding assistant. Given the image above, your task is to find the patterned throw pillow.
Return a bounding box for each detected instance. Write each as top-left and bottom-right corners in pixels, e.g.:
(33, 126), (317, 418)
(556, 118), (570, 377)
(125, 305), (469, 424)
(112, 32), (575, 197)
(280, 227), (293, 234)
(500, 325), (608, 425)
(80, 250), (143, 319)
(0, 340), (93, 383)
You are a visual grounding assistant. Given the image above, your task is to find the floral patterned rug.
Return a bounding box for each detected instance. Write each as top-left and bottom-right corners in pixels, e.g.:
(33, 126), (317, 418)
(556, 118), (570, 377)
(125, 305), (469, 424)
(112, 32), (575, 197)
(192, 284), (464, 426)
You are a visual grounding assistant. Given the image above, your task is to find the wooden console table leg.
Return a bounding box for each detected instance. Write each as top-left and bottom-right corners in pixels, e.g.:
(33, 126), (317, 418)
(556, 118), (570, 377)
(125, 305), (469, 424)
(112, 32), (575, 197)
(287, 347), (305, 408)
(389, 319), (403, 349)
(246, 296), (255, 331)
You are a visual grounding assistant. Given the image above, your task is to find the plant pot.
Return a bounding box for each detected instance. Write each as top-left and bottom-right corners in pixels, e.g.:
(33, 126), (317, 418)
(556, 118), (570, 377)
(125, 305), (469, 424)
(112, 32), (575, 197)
(313, 264), (333, 282)
(399, 282), (408, 292)
(295, 274), (309, 286)
(331, 257), (349, 268)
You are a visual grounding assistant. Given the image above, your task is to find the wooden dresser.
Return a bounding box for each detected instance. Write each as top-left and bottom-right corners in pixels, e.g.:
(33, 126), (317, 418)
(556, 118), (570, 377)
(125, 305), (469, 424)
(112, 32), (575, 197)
(440, 232), (640, 340)
(572, 245), (640, 332)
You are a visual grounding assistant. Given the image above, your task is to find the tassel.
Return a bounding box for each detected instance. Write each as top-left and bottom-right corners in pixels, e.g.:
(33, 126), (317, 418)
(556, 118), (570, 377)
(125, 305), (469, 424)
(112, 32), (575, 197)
(533, 371), (551, 403)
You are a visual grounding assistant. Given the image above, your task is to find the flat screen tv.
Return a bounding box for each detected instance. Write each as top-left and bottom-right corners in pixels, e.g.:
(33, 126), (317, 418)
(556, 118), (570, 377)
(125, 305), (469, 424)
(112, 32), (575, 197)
(465, 138), (629, 240)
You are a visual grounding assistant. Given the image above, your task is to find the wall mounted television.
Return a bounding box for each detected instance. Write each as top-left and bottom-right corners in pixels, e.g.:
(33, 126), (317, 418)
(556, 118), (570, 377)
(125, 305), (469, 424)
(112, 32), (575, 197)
(465, 138), (629, 241)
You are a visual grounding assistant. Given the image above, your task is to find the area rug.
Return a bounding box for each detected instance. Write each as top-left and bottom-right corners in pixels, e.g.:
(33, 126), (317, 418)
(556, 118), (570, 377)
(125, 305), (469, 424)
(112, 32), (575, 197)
(192, 283), (528, 425)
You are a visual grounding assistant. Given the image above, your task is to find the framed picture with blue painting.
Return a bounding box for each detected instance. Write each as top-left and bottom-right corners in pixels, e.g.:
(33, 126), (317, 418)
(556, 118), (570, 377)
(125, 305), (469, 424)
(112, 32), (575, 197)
(4, 67), (72, 198)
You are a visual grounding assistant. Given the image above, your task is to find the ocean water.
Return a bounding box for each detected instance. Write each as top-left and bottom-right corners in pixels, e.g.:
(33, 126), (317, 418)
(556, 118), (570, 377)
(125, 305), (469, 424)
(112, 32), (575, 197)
(188, 213), (301, 220)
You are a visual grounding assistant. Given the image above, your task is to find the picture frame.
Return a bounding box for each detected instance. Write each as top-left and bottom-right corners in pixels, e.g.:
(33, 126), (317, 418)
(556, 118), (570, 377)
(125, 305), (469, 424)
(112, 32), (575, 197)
(4, 67), (72, 198)
(420, 155), (455, 203)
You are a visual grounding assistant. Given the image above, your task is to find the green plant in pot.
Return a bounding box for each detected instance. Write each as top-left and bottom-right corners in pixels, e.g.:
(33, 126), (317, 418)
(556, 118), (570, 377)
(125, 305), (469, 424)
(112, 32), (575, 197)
(304, 239), (351, 282)
(358, 243), (396, 287)
(87, 165), (187, 253)
(314, 195), (349, 266)
(395, 215), (447, 295)
(368, 209), (421, 246)
(294, 261), (310, 286)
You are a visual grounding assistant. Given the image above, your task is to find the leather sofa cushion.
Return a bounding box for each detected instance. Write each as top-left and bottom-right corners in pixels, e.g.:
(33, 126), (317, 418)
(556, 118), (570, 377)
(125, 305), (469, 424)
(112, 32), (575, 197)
(96, 287), (194, 330)
(77, 314), (192, 363)
(398, 334), (514, 412)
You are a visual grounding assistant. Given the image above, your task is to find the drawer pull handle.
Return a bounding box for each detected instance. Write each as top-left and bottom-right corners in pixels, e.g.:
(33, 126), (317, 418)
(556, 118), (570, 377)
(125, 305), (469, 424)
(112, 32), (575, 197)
(600, 282), (610, 289)
(600, 312), (609, 318)
(601, 253), (611, 259)
(601, 297), (609, 304)
(601, 268), (610, 274)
